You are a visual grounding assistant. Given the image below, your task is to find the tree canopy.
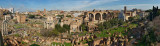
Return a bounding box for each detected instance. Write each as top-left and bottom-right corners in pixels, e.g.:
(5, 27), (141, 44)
(28, 15), (35, 18)
(146, 6), (159, 21)
(41, 24), (70, 37)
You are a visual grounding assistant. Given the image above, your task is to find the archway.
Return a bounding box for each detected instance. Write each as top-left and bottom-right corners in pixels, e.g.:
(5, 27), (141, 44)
(102, 13), (107, 20)
(95, 13), (101, 20)
(89, 13), (94, 21)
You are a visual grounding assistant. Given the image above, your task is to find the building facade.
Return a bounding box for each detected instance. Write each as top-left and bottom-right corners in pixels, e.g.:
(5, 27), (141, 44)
(17, 14), (26, 23)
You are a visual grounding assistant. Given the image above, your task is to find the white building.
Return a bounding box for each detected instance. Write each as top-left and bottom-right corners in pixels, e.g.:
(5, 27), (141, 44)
(44, 16), (59, 29)
(8, 8), (14, 13)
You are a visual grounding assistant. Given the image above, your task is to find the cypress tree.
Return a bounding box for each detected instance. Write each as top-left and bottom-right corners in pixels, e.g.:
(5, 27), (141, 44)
(148, 6), (159, 21)
(0, 32), (4, 46)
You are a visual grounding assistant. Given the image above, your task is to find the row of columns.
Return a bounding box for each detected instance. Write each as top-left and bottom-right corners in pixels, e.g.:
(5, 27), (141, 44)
(44, 22), (55, 29)
(1, 20), (8, 36)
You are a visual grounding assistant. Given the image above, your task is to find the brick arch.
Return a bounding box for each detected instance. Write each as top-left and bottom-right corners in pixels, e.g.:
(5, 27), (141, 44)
(102, 13), (107, 20)
(89, 13), (94, 21)
(85, 11), (111, 21)
(95, 13), (101, 20)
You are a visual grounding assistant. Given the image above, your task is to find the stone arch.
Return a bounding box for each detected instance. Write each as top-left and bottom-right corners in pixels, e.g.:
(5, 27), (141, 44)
(102, 13), (107, 20)
(89, 13), (94, 21)
(95, 13), (101, 20)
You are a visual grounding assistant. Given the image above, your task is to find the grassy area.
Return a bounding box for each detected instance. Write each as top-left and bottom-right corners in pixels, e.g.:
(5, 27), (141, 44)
(13, 24), (28, 29)
(14, 33), (20, 37)
(79, 31), (87, 37)
(34, 22), (43, 24)
(96, 23), (138, 37)
(95, 27), (126, 37)
(21, 41), (27, 44)
(128, 23), (138, 29)
(122, 23), (128, 26)
(108, 27), (126, 34)
(30, 44), (40, 46)
(35, 32), (41, 36)
(95, 32), (110, 37)
(52, 42), (61, 45)
(82, 40), (88, 44)
(64, 42), (72, 46)
(13, 24), (23, 29)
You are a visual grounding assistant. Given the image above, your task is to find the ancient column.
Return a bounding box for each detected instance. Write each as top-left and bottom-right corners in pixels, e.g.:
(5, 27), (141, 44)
(47, 23), (49, 29)
(87, 13), (89, 17)
(5, 22), (8, 35)
(100, 13), (103, 20)
(3, 20), (8, 35)
(1, 21), (3, 36)
(93, 13), (96, 21)
(44, 22), (46, 28)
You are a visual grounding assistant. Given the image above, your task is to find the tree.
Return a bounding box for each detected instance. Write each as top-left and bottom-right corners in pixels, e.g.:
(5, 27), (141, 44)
(146, 6), (159, 21)
(137, 28), (157, 46)
(103, 21), (111, 29)
(63, 24), (70, 32)
(55, 24), (70, 33)
(0, 32), (4, 46)
(98, 23), (104, 31)
(80, 24), (87, 31)
(145, 9), (152, 12)
(57, 15), (64, 19)
(128, 17), (134, 21)
(28, 15), (35, 19)
(118, 19), (125, 25)
(52, 29), (59, 36)
(110, 18), (119, 26)
(56, 15), (64, 22)
(55, 24), (62, 30)
(66, 15), (71, 17)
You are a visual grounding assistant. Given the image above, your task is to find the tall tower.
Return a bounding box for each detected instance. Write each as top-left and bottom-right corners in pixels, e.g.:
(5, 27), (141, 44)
(124, 6), (127, 13)
(44, 9), (46, 14)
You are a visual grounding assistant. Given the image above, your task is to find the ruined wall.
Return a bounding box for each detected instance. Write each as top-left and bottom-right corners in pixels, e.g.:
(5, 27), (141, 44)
(17, 14), (26, 23)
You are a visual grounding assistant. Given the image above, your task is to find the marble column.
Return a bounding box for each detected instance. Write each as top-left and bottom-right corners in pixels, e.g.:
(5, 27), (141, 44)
(1, 22), (3, 36)
(93, 13), (96, 21)
(100, 13), (103, 20)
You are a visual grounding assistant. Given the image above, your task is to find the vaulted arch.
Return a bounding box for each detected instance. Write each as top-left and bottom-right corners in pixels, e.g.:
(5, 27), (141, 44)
(89, 13), (94, 21)
(102, 13), (107, 20)
(95, 13), (101, 20)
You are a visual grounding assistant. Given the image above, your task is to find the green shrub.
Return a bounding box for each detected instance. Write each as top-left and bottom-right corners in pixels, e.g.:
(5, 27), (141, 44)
(14, 33), (20, 37)
(30, 44), (40, 46)
(28, 15), (35, 18)
(52, 42), (71, 46)
(21, 41), (27, 44)
(66, 15), (71, 17)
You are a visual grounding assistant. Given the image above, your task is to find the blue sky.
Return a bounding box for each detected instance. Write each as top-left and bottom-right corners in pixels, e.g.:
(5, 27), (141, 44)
(0, 0), (160, 12)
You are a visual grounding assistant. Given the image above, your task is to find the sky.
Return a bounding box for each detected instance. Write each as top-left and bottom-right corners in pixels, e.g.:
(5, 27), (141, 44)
(0, 0), (160, 12)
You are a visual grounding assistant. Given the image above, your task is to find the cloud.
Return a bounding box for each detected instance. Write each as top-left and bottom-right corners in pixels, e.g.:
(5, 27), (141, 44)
(119, 4), (160, 10)
(62, 0), (119, 11)
(121, 4), (160, 7)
